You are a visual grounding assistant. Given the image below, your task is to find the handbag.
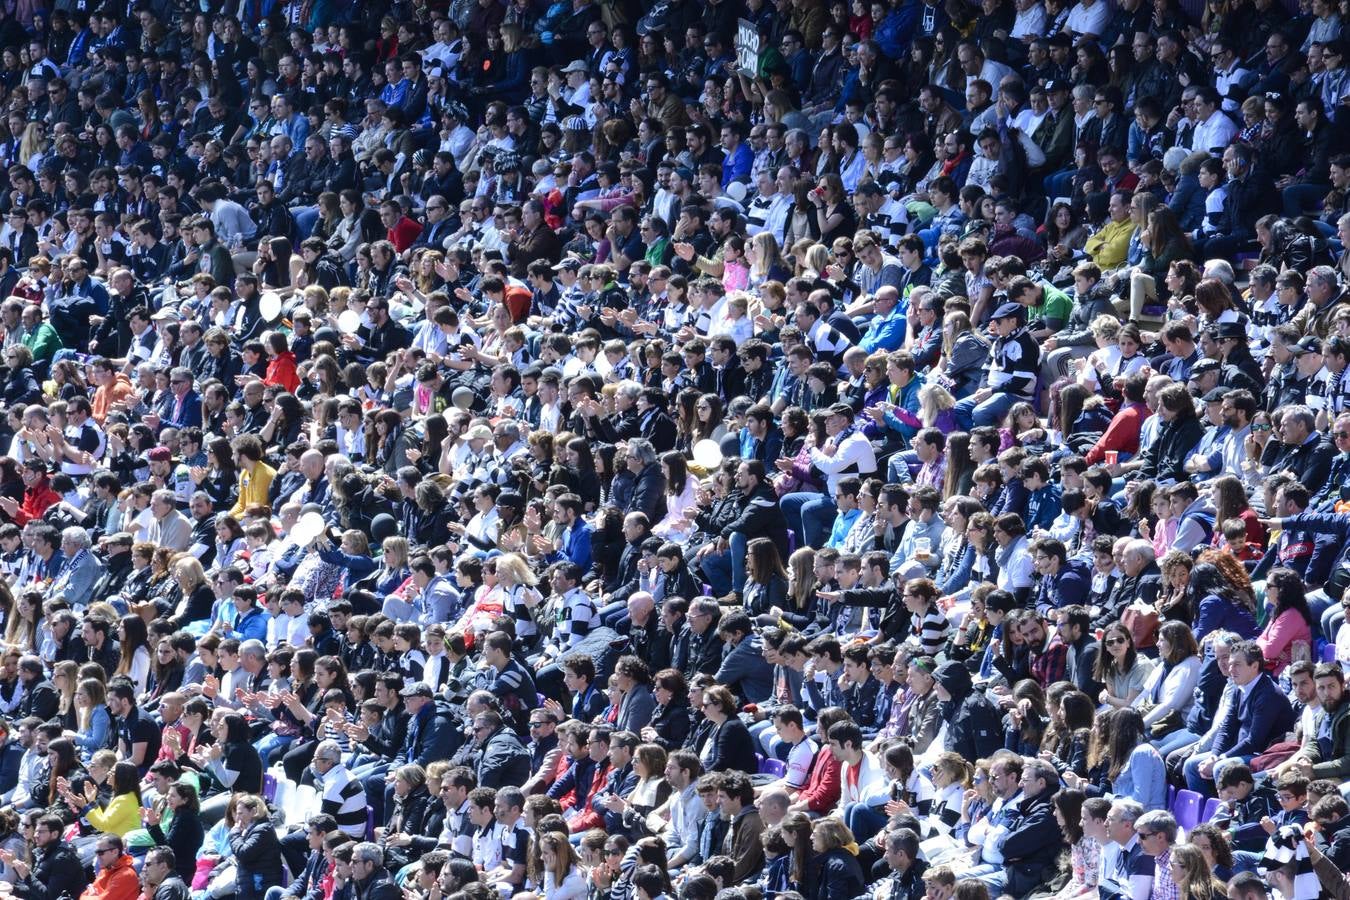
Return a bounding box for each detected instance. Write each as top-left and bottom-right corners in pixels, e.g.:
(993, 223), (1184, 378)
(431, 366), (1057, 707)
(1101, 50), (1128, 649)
(1121, 603), (1160, 650)
(1134, 705), (1184, 740)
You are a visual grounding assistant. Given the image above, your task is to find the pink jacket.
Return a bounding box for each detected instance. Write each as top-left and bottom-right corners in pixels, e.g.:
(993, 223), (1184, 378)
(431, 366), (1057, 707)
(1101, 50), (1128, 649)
(1258, 607), (1312, 677)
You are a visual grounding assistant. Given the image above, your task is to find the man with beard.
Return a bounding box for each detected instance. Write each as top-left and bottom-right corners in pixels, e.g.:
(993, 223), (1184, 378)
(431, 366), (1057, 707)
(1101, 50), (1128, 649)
(4, 813), (88, 900)
(699, 460), (789, 599)
(15, 657), (58, 723)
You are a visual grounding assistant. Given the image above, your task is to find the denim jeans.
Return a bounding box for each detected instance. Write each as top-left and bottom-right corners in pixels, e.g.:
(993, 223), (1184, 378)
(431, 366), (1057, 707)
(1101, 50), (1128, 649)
(254, 731), (296, 767)
(701, 530), (749, 594)
(780, 491), (836, 550)
(887, 450), (918, 483)
(1152, 728), (1201, 758)
(1282, 183), (1332, 218)
(953, 391), (1018, 431)
(844, 802), (890, 844)
(1184, 752), (1254, 795)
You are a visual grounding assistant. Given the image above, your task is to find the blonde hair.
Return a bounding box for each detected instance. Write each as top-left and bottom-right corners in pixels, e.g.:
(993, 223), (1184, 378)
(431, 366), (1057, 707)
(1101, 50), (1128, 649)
(931, 751), (972, 786)
(17, 122), (47, 167)
(802, 243), (830, 277)
(919, 383), (957, 426)
(1089, 314), (1122, 341)
(174, 556), (207, 590)
(494, 552), (538, 588)
(811, 817), (856, 851)
(382, 536), (409, 569)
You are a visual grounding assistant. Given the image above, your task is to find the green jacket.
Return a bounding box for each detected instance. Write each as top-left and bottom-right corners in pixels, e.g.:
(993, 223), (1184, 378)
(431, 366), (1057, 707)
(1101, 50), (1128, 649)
(1031, 281), (1072, 331)
(22, 322), (63, 363)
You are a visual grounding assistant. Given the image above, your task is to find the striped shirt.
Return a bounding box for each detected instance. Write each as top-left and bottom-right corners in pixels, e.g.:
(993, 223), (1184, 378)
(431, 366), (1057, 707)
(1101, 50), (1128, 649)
(906, 604), (952, 658)
(553, 588), (599, 650)
(317, 766), (368, 838)
(807, 318), (853, 364)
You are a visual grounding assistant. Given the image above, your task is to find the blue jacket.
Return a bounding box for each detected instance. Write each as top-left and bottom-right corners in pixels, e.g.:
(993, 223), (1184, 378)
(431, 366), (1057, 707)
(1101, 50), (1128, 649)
(227, 606), (271, 644)
(1193, 594), (1259, 641)
(1211, 672), (1296, 761)
(1167, 172), (1207, 233)
(398, 701), (456, 767)
(547, 520), (593, 573)
(1024, 484), (1061, 532)
(1272, 511), (1350, 589)
(859, 308), (908, 353)
(163, 390), (202, 432)
(1032, 558), (1092, 616)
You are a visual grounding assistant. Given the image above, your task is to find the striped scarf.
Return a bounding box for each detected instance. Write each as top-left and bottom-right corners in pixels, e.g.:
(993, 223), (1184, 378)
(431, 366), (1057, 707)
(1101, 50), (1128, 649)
(1260, 824), (1319, 900)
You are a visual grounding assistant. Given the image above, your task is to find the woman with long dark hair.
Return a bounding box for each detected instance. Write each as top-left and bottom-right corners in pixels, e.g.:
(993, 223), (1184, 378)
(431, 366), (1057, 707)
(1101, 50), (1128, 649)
(1133, 621), (1202, 741)
(1003, 679), (1049, 756)
(1187, 561), (1258, 640)
(743, 538), (789, 621)
(1094, 622), (1154, 710)
(1258, 568), (1314, 676)
(552, 437), (601, 511)
(114, 615), (151, 695)
(199, 714), (264, 824)
(1085, 708), (1165, 810)
(1042, 689), (1094, 776)
(64, 760), (142, 837)
(146, 781), (205, 883)
(37, 737), (84, 808)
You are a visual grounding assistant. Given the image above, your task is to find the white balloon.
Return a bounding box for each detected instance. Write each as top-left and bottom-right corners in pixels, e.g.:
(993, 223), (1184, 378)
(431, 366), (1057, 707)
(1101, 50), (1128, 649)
(259, 291), (283, 322)
(289, 512), (327, 547)
(337, 310), (362, 334)
(692, 439), (723, 470)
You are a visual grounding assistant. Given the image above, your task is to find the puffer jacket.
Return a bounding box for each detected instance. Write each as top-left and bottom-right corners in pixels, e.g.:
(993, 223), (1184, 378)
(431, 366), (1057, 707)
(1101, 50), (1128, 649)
(933, 660), (1002, 763)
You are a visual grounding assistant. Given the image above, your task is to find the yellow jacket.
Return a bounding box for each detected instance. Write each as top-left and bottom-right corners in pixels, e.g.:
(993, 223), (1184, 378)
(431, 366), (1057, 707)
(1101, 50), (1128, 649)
(1085, 218), (1135, 271)
(86, 792), (142, 836)
(231, 460), (277, 517)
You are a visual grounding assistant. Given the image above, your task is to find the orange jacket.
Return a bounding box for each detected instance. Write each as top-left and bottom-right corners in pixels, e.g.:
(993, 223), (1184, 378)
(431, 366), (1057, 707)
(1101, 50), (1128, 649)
(91, 374), (136, 425)
(80, 853), (139, 900)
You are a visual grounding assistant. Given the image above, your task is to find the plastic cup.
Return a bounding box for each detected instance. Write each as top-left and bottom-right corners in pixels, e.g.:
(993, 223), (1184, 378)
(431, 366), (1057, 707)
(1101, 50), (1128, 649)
(915, 537), (931, 559)
(1105, 450), (1119, 466)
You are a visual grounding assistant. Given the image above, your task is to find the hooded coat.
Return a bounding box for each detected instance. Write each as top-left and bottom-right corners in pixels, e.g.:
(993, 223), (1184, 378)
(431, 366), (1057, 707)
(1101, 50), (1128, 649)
(933, 660), (1001, 762)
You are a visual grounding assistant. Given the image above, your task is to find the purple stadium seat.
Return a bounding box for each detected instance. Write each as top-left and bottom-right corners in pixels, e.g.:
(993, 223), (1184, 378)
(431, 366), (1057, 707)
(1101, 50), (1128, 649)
(1172, 790), (1204, 832)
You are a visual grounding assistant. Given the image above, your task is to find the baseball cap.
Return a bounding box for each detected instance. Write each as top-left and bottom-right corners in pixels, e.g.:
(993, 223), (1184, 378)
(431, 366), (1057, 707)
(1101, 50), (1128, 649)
(1292, 335), (1323, 355)
(991, 301), (1025, 320)
(1189, 358), (1221, 376)
(1201, 387), (1229, 403)
(147, 447), (172, 462)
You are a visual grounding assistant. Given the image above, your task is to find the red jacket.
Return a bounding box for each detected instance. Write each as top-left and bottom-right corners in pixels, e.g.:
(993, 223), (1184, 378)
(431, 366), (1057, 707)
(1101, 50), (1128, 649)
(1084, 401), (1153, 466)
(567, 760), (613, 833)
(12, 476), (60, 525)
(795, 745), (842, 814)
(265, 351), (300, 393)
(387, 216), (423, 253)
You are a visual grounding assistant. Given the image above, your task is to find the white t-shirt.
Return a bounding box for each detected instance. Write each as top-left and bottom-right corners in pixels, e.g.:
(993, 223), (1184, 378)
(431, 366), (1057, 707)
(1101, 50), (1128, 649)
(1065, 0), (1109, 35)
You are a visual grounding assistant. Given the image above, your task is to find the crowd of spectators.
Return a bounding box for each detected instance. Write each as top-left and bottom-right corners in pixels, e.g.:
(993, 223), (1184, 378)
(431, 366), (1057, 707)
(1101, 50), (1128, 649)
(0, 1), (1347, 900)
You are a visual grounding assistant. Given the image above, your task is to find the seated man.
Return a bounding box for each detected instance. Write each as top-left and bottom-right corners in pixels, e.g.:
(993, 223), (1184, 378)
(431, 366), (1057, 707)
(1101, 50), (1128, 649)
(1183, 640), (1295, 796)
